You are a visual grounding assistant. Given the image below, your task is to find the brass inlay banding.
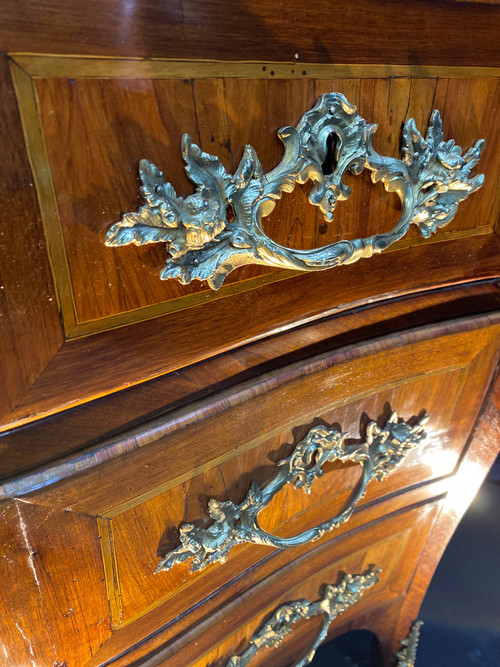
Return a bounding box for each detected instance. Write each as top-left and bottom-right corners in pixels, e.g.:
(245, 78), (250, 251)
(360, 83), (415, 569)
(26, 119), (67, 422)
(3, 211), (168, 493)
(11, 54), (500, 80)
(9, 61), (77, 333)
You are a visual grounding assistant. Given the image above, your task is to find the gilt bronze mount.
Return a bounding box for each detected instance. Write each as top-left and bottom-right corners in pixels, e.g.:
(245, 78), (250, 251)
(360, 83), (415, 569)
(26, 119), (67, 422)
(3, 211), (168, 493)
(224, 568), (380, 667)
(155, 411), (427, 575)
(396, 620), (424, 667)
(105, 93), (484, 289)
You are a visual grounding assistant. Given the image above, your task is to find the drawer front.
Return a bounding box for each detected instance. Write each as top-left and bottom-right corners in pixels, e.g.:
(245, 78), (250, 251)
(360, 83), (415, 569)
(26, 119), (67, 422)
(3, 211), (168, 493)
(18, 313), (499, 666)
(100, 500), (441, 667)
(19, 68), (497, 330)
(186, 502), (439, 667)
(104, 358), (487, 626)
(2, 54), (500, 430)
(107, 403), (428, 626)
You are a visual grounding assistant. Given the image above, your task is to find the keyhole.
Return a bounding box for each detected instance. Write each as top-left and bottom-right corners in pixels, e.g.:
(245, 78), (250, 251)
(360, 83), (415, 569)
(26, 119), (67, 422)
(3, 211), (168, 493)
(321, 133), (339, 176)
(226, 203), (235, 223)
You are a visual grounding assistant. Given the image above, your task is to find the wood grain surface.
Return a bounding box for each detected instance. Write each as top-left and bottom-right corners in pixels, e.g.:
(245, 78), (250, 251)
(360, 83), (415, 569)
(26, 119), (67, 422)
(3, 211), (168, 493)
(6, 360), (493, 667)
(0, 500), (110, 667)
(16, 312), (500, 512)
(2, 0), (499, 66)
(0, 58), (62, 424)
(1, 232), (499, 433)
(29, 73), (499, 326)
(88, 491), (445, 666)
(104, 365), (475, 626)
(1, 3), (499, 666)
(1, 310), (494, 665)
(1, 44), (499, 431)
(189, 503), (438, 667)
(1, 283), (499, 487)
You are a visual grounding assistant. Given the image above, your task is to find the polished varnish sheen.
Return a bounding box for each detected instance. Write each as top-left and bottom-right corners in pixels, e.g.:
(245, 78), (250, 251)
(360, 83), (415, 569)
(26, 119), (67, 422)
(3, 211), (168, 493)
(2, 0), (500, 65)
(1, 305), (499, 665)
(0, 1), (499, 666)
(1, 60), (499, 430)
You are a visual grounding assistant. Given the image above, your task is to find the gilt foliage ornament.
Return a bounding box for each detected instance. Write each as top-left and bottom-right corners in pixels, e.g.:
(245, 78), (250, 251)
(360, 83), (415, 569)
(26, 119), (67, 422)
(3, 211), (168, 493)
(396, 620), (424, 667)
(225, 568), (380, 667)
(155, 411), (428, 575)
(105, 93), (485, 289)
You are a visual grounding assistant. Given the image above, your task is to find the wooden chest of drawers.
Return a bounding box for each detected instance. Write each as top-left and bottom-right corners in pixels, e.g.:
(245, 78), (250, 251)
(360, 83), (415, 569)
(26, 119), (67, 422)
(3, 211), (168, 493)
(1, 1), (499, 665)
(1, 290), (499, 666)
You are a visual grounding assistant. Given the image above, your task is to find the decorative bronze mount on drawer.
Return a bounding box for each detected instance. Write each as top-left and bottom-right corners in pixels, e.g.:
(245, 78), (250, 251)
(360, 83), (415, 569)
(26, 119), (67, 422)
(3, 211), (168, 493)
(155, 411), (428, 574)
(225, 567), (380, 667)
(105, 92), (484, 289)
(223, 567), (422, 667)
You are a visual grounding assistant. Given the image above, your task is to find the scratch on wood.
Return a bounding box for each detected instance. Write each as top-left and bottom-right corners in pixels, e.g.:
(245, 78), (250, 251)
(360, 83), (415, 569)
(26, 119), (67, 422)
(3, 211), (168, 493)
(13, 504), (59, 663)
(218, 466), (228, 496)
(14, 621), (37, 667)
(181, 481), (188, 517)
(15, 504), (41, 593)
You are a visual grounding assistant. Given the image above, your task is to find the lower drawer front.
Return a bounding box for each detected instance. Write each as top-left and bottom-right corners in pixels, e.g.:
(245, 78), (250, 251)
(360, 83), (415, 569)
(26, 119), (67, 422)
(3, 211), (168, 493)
(146, 500), (440, 666)
(102, 321), (498, 629)
(22, 315), (499, 666)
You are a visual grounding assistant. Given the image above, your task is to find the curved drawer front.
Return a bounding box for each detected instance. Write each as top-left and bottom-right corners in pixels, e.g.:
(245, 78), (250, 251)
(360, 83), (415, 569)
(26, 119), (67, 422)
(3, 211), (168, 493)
(17, 312), (499, 666)
(154, 410), (428, 576)
(3, 55), (500, 430)
(191, 503), (438, 667)
(222, 567), (382, 667)
(109, 501), (440, 667)
(104, 92), (485, 289)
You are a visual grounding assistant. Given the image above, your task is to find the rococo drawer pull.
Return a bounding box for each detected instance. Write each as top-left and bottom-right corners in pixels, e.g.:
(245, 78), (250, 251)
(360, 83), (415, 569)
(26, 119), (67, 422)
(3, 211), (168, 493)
(155, 411), (427, 574)
(225, 567), (380, 667)
(105, 92), (484, 290)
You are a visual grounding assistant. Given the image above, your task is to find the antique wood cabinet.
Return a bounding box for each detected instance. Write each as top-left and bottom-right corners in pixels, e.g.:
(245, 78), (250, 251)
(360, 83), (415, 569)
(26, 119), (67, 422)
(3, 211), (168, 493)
(1, 2), (499, 666)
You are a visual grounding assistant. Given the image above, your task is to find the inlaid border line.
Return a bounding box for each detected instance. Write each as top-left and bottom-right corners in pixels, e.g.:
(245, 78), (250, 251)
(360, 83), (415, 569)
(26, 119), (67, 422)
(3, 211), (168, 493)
(10, 54), (500, 80)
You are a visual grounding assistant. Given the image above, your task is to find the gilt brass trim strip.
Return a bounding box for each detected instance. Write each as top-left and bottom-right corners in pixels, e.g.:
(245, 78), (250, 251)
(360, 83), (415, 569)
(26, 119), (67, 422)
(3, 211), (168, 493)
(68, 268), (299, 338)
(97, 516), (123, 629)
(9, 61), (77, 333)
(387, 224), (493, 251)
(10, 54), (500, 80)
(225, 568), (380, 667)
(155, 411), (427, 575)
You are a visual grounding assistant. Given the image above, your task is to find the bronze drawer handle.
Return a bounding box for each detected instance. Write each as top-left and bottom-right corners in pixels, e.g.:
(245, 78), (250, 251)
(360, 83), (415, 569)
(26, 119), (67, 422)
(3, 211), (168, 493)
(155, 411), (427, 575)
(105, 93), (484, 290)
(224, 567), (380, 667)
